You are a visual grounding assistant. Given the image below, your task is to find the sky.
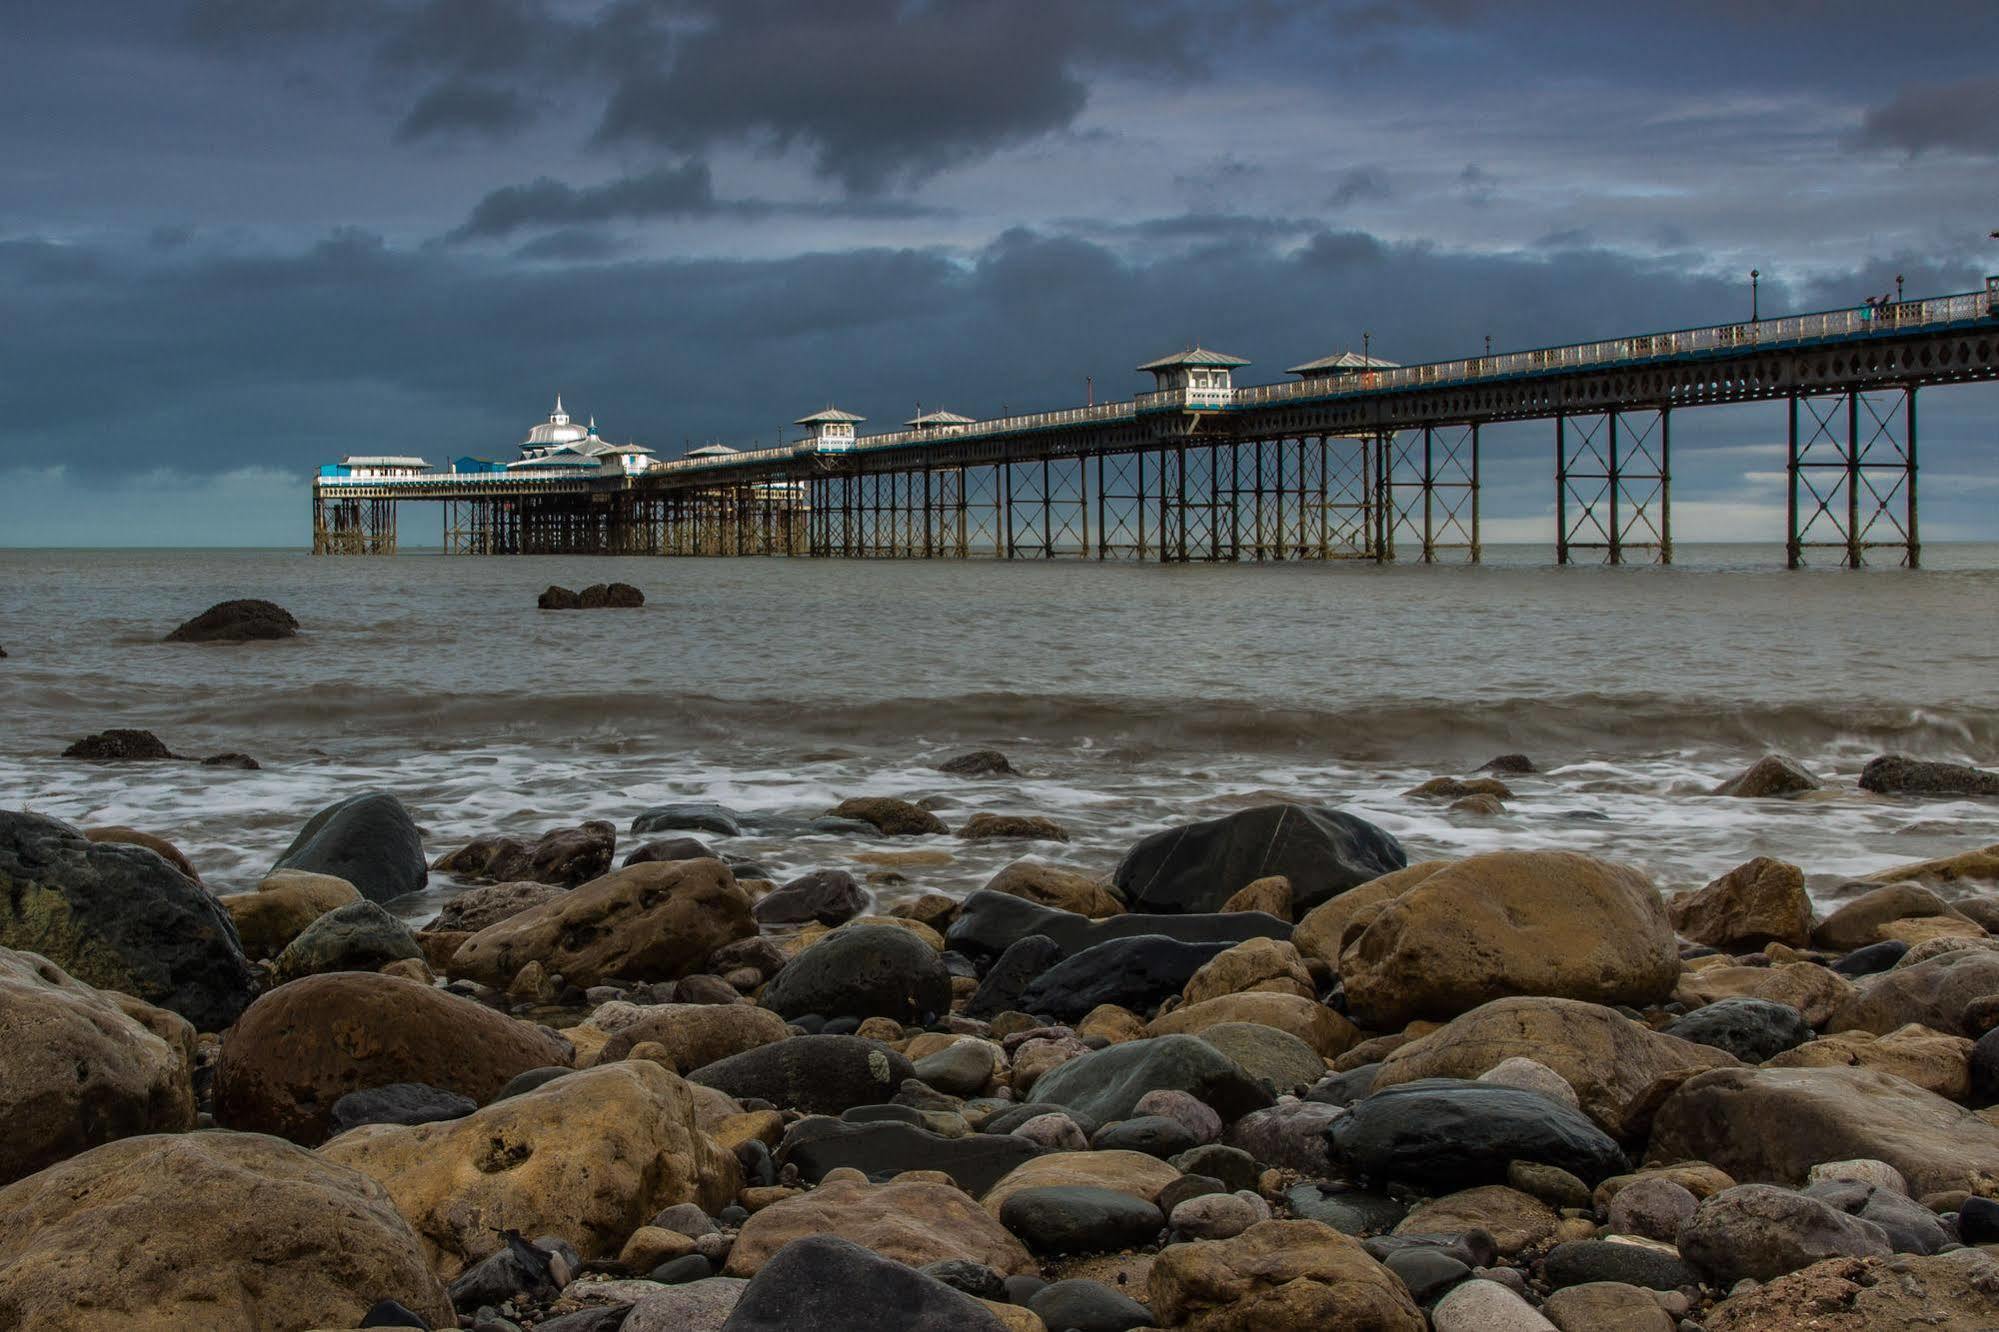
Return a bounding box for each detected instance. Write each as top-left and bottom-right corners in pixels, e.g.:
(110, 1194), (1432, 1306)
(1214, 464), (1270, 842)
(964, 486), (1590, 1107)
(3, 0), (1997, 546)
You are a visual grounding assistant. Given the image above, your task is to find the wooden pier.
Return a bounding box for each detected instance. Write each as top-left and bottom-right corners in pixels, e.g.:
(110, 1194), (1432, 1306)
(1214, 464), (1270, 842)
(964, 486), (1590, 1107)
(313, 281), (1999, 568)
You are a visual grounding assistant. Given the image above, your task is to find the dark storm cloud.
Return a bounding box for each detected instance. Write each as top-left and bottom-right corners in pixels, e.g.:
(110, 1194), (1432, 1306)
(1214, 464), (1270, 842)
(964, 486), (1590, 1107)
(397, 78), (533, 141)
(448, 163), (720, 240)
(1856, 77), (1999, 158)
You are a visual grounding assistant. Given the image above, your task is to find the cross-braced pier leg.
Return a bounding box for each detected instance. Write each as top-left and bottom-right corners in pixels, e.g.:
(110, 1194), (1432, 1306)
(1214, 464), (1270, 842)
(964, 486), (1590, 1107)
(1556, 408), (1670, 565)
(1788, 387), (1919, 569)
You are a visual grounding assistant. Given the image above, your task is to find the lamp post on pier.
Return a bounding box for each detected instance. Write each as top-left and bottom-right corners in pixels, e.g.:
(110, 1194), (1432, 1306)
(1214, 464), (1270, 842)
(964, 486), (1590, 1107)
(1750, 269), (1760, 321)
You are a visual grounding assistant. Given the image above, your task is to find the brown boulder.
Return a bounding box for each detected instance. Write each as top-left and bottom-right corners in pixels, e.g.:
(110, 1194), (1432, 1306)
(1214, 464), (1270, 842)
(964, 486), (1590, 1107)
(432, 820), (615, 887)
(1221, 875), (1291, 920)
(1765, 1025), (1972, 1101)
(423, 879), (566, 933)
(1148, 991), (1358, 1060)
(221, 871), (363, 959)
(214, 971), (572, 1144)
(1864, 843), (1999, 891)
(982, 860), (1124, 917)
(1668, 857), (1812, 950)
(1147, 1219), (1425, 1331)
(1404, 776), (1512, 800)
(80, 826), (201, 881)
(1705, 1250), (1999, 1331)
(982, 1151), (1181, 1216)
(726, 1177), (1032, 1276)
(1370, 997), (1736, 1140)
(1812, 883), (1976, 952)
(1181, 937), (1315, 1004)
(320, 1060), (738, 1277)
(1829, 950), (1999, 1037)
(827, 798), (947, 836)
(0, 1131), (448, 1332)
(1647, 1065), (1999, 1197)
(1674, 961), (1855, 1027)
(0, 948), (195, 1185)
(1340, 851), (1679, 1028)
(958, 814), (1071, 842)
(164, 598), (299, 643)
(1290, 861), (1448, 967)
(1393, 1185), (1558, 1256)
(596, 1003), (791, 1073)
(447, 858), (755, 989)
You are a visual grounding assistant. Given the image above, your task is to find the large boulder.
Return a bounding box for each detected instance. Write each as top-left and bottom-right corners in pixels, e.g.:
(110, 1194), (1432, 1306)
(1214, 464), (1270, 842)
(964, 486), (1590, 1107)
(1148, 991), (1359, 1061)
(1181, 937), (1314, 1004)
(1712, 755), (1821, 798)
(164, 598), (299, 642)
(726, 1177), (1031, 1276)
(448, 858), (755, 990)
(1147, 1219), (1425, 1330)
(1329, 1078), (1628, 1189)
(61, 729), (176, 760)
(598, 1004), (790, 1073)
(1017, 935), (1232, 1023)
(1368, 997), (1737, 1141)
(719, 1234), (1015, 1332)
(214, 971), (573, 1144)
(269, 792), (428, 906)
(1340, 851), (1679, 1028)
(0, 947), (195, 1184)
(1674, 961), (1854, 1027)
(322, 1061), (738, 1277)
(1028, 1035), (1274, 1125)
(0, 809), (255, 1030)
(1768, 1026), (1972, 1100)
(946, 889), (1289, 962)
(1668, 857), (1813, 951)
(760, 923), (951, 1024)
(1864, 843), (1999, 891)
(983, 861), (1125, 918)
(1813, 884), (1978, 952)
(1664, 996), (1815, 1063)
(1704, 1250), (1999, 1331)
(0, 1131), (448, 1331)
(1647, 1065), (1999, 1196)
(1859, 754), (1999, 798)
(980, 1150), (1184, 1215)
(689, 1034), (913, 1115)
(1291, 861), (1451, 966)
(270, 899), (422, 983)
(1829, 949), (1999, 1037)
(432, 820), (616, 888)
(1113, 805), (1406, 916)
(1678, 1183), (1892, 1285)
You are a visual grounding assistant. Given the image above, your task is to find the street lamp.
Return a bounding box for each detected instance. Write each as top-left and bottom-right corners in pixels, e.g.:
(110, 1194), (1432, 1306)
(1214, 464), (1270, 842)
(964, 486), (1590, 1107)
(1485, 333), (1492, 357)
(1896, 273), (1904, 303)
(1750, 269), (1760, 321)
(1363, 330), (1371, 361)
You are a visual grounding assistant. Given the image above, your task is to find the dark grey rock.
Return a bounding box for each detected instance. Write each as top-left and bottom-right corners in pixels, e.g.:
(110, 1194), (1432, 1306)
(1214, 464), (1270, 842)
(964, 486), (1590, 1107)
(979, 1102), (1101, 1139)
(998, 1186), (1164, 1255)
(918, 1258), (1007, 1301)
(360, 1299), (432, 1328)
(1664, 997), (1814, 1063)
(1329, 1078), (1628, 1190)
(1385, 1248), (1471, 1304)
(1155, 1173), (1227, 1215)
(945, 889), (1290, 964)
(690, 1035), (914, 1115)
(1018, 935), (1231, 1023)
(1111, 804), (1406, 915)
(61, 729), (177, 760)
(1678, 1183), (1892, 1285)
(754, 870), (866, 927)
(0, 809), (256, 1029)
(759, 925), (951, 1024)
(1090, 1114), (1200, 1159)
(1803, 1179), (1951, 1255)
(1027, 1279), (1152, 1332)
(1223, 1100), (1343, 1175)
(631, 803), (743, 839)
(1363, 1233), (1497, 1269)
(536, 1311), (629, 1332)
(330, 1082), (476, 1134)
(270, 791), (427, 905)
(1833, 939), (1911, 977)
(719, 1234), (1012, 1332)
(165, 598), (299, 643)
(1285, 1183), (1407, 1235)
(447, 1233), (577, 1313)
(965, 934), (1065, 1019)
(1975, 1028), (1999, 1107)
(271, 899), (422, 983)
(1169, 1144), (1258, 1192)
(1029, 1035), (1275, 1125)
(1859, 755), (1999, 798)
(911, 1041), (998, 1097)
(1541, 1238), (1702, 1291)
(649, 1254), (714, 1284)
(492, 1066), (573, 1102)
(1958, 1195), (1999, 1244)
(624, 836), (718, 867)
(938, 750), (1018, 778)
(776, 1117), (1043, 1195)
(1306, 1063), (1380, 1107)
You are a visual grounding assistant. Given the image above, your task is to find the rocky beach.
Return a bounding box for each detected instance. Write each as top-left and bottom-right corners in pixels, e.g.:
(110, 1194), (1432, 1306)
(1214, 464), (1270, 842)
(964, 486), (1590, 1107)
(4, 560), (1999, 1331)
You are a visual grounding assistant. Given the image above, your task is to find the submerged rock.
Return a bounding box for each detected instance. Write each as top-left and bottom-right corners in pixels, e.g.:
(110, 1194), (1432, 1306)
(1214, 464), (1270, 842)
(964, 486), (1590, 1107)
(1713, 754), (1822, 798)
(433, 820), (616, 887)
(61, 729), (177, 760)
(1113, 804), (1406, 915)
(938, 749), (1019, 777)
(0, 810), (255, 1030)
(827, 797), (948, 836)
(631, 803), (744, 838)
(1860, 754), (1999, 797)
(164, 597), (299, 642)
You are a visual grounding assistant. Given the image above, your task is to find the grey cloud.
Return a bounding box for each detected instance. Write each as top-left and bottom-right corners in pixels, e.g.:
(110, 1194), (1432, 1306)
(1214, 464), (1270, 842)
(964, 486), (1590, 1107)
(447, 163), (719, 240)
(397, 78), (534, 141)
(1329, 166), (1392, 208)
(1857, 77), (1999, 157)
